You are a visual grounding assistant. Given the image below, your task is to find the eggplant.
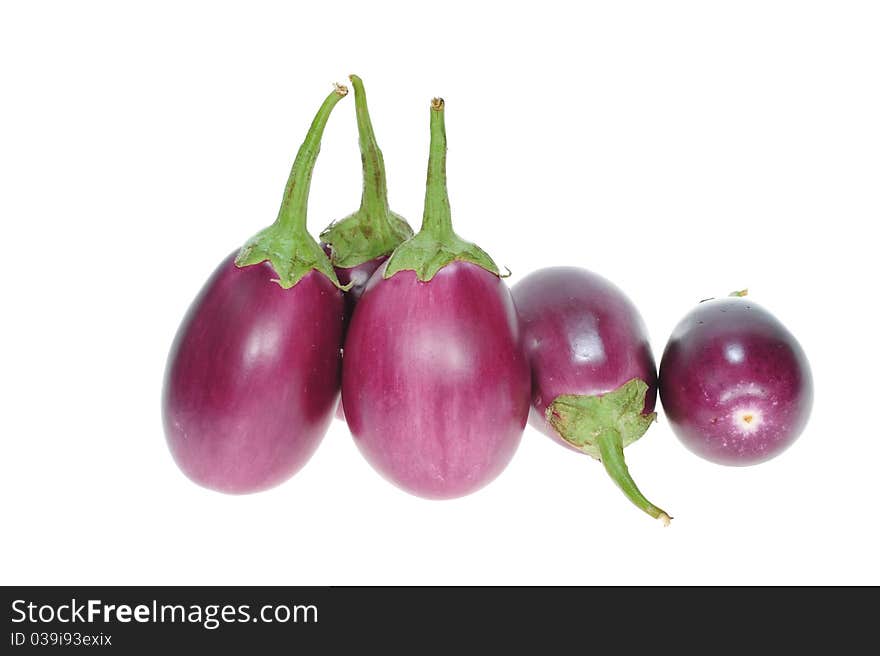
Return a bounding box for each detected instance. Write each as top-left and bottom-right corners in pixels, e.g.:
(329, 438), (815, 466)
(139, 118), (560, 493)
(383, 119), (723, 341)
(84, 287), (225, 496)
(162, 85), (348, 494)
(659, 291), (813, 465)
(513, 267), (671, 523)
(341, 98), (531, 499)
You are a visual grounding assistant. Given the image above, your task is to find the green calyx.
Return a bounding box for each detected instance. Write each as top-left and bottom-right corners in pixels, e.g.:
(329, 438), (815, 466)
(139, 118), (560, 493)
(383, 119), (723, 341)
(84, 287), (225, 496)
(384, 98), (499, 281)
(235, 84), (349, 289)
(547, 378), (671, 525)
(320, 75), (413, 269)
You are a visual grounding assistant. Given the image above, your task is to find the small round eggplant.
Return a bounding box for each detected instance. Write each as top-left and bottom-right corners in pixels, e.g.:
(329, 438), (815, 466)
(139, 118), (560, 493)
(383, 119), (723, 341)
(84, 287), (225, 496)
(513, 267), (670, 524)
(342, 99), (531, 499)
(659, 292), (813, 466)
(163, 85), (348, 494)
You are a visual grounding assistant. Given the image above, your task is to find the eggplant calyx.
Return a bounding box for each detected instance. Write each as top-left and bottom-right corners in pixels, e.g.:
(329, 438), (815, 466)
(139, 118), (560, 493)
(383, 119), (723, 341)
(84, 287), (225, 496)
(321, 75), (414, 269)
(547, 378), (671, 524)
(236, 224), (349, 290)
(384, 97), (499, 282)
(384, 229), (498, 281)
(321, 210), (413, 270)
(235, 83), (350, 290)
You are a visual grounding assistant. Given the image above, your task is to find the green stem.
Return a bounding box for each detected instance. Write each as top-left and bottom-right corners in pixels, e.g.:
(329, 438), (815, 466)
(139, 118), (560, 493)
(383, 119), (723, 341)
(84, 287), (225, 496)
(318, 76), (413, 269)
(350, 74), (391, 227)
(596, 430), (672, 525)
(421, 98), (454, 239)
(276, 84), (348, 233)
(382, 97), (498, 281)
(235, 84), (348, 289)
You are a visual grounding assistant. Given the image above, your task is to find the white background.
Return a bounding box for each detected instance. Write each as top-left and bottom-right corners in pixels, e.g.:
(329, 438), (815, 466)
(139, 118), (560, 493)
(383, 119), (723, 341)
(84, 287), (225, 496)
(2, 1), (878, 585)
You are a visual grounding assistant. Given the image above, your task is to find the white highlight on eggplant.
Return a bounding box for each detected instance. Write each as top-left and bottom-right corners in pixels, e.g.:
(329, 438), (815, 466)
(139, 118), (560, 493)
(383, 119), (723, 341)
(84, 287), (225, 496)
(566, 316), (606, 364)
(412, 330), (470, 374)
(725, 343), (746, 364)
(571, 332), (605, 363)
(349, 268), (370, 289)
(243, 324), (281, 366)
(720, 382), (766, 403)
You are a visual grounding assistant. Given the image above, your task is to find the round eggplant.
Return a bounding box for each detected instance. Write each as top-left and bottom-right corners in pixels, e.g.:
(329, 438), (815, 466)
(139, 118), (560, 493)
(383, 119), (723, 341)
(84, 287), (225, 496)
(659, 292), (813, 466)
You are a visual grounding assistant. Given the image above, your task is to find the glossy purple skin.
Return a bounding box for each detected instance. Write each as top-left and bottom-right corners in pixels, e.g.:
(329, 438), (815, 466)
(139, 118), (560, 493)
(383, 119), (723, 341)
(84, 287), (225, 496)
(162, 253), (345, 493)
(334, 255), (389, 305)
(320, 244), (388, 311)
(342, 260), (531, 499)
(659, 297), (812, 466)
(512, 267), (657, 450)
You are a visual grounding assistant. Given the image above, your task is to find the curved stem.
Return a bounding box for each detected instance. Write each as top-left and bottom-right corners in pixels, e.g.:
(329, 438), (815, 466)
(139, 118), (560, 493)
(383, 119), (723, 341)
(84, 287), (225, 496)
(596, 430), (672, 525)
(276, 84), (348, 233)
(421, 98), (454, 239)
(350, 74), (391, 224)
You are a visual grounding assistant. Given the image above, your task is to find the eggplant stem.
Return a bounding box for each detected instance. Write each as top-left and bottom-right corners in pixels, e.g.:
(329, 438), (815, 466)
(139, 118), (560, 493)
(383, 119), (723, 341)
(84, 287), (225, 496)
(349, 74), (391, 229)
(276, 84), (348, 233)
(421, 97), (454, 238)
(234, 84), (348, 289)
(596, 429), (672, 525)
(382, 98), (499, 281)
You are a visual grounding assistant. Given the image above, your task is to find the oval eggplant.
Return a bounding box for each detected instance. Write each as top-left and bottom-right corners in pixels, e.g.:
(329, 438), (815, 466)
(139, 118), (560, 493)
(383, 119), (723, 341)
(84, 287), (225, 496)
(513, 267), (670, 523)
(163, 258), (344, 493)
(659, 292), (813, 466)
(162, 85), (348, 493)
(342, 98), (530, 499)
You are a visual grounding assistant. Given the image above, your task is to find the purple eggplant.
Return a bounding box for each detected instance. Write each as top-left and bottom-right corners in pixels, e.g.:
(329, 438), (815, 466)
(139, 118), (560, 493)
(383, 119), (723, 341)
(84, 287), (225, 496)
(342, 98), (531, 499)
(323, 250), (391, 306)
(513, 267), (670, 523)
(320, 75), (413, 307)
(659, 291), (813, 465)
(163, 85), (349, 494)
